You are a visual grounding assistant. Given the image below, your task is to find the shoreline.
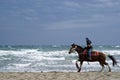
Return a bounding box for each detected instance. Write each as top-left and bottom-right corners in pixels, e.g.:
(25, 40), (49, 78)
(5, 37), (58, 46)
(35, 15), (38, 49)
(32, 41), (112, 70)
(0, 72), (120, 80)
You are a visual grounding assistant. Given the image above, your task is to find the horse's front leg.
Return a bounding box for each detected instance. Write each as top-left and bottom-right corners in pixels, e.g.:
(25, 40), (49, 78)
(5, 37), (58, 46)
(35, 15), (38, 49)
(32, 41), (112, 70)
(75, 60), (79, 70)
(78, 61), (83, 72)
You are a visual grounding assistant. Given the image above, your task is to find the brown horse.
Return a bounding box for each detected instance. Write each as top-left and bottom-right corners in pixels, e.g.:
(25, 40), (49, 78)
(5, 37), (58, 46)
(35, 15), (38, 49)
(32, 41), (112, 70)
(69, 43), (117, 72)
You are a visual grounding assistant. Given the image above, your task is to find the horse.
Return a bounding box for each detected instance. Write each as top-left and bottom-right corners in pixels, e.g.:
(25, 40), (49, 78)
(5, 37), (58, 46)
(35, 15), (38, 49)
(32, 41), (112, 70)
(68, 43), (117, 72)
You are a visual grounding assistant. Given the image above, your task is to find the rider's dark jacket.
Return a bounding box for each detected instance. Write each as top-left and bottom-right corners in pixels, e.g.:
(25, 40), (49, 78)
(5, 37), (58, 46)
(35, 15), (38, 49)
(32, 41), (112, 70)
(85, 38), (93, 50)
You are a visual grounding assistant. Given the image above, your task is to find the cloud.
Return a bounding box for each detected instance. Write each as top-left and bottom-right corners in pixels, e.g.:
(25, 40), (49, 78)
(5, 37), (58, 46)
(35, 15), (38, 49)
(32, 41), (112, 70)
(88, 0), (120, 8)
(44, 19), (100, 30)
(44, 12), (120, 30)
(63, 1), (81, 8)
(1, 0), (120, 30)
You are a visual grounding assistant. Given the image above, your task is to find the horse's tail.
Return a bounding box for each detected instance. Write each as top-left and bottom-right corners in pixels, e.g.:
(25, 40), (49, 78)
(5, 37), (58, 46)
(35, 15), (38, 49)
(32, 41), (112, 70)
(107, 55), (117, 66)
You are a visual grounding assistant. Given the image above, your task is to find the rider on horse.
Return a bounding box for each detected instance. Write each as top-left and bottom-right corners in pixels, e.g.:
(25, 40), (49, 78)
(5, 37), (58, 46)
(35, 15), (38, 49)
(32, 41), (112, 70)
(84, 37), (93, 60)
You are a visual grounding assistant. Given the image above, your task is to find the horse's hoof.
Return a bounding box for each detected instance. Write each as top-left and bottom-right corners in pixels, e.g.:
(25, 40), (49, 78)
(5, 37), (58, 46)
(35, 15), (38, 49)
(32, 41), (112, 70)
(108, 70), (111, 72)
(77, 69), (81, 72)
(77, 71), (80, 72)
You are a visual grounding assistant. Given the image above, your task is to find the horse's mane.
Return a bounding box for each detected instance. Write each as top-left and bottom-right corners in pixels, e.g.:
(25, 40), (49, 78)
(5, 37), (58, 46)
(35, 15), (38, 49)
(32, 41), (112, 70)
(76, 44), (84, 50)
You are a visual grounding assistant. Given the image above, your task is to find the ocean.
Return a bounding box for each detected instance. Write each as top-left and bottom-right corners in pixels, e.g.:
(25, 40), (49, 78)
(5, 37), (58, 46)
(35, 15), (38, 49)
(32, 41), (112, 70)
(0, 45), (120, 72)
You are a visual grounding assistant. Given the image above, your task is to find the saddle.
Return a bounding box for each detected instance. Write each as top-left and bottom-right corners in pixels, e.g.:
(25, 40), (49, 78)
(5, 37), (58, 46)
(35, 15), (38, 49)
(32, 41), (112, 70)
(83, 50), (99, 57)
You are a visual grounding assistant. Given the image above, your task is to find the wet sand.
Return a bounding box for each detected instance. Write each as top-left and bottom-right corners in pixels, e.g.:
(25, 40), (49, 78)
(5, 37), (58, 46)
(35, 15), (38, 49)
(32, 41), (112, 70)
(0, 72), (120, 80)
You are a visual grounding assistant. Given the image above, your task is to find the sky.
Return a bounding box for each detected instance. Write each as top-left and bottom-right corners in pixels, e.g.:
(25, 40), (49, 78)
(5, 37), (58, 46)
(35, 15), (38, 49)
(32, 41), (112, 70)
(0, 0), (120, 45)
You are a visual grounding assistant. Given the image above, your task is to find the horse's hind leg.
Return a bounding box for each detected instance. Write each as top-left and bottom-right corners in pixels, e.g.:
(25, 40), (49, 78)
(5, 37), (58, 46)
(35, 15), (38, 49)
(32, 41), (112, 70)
(99, 62), (104, 72)
(104, 62), (111, 72)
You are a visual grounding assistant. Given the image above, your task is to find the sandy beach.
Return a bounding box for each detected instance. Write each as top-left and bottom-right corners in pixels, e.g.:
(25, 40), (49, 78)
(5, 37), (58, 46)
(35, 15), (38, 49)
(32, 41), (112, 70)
(0, 72), (120, 80)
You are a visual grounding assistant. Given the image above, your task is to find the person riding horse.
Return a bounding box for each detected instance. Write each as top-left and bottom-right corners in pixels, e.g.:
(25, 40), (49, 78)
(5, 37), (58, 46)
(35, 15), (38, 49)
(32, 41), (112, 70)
(69, 43), (117, 72)
(84, 37), (93, 60)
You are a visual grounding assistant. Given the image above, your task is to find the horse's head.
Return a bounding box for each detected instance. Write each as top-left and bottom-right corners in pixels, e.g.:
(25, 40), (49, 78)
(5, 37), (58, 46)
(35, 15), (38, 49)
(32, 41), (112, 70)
(69, 43), (84, 54)
(69, 43), (77, 54)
